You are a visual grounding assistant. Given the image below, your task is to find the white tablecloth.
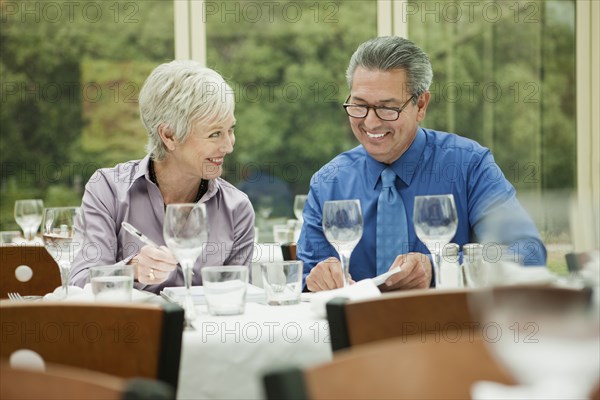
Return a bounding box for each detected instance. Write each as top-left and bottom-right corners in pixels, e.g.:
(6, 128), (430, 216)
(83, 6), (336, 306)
(177, 302), (332, 399)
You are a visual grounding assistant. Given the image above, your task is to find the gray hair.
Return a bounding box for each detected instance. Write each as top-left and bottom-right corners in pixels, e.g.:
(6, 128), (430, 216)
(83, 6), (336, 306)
(346, 36), (433, 102)
(139, 60), (235, 161)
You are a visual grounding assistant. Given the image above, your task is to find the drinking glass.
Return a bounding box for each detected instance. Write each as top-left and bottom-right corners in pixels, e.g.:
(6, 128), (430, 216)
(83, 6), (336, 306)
(413, 194), (458, 287)
(201, 266), (248, 316)
(322, 199), (363, 287)
(257, 195), (274, 220)
(42, 207), (84, 299)
(293, 194), (308, 222)
(14, 199), (44, 243)
(470, 286), (599, 398)
(163, 203), (208, 323)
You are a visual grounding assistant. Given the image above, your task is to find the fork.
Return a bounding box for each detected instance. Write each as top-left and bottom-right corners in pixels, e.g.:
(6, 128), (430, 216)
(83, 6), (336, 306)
(7, 292), (24, 302)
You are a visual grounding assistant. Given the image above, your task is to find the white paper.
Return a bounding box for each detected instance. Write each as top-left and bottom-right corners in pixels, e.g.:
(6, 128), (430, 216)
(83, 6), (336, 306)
(309, 279), (382, 318)
(371, 266), (402, 286)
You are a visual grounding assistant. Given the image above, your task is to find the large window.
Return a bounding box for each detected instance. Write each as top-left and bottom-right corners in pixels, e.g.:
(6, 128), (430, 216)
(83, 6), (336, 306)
(204, 1), (377, 240)
(405, 0), (576, 272)
(1, 0), (592, 273)
(1, 0), (174, 227)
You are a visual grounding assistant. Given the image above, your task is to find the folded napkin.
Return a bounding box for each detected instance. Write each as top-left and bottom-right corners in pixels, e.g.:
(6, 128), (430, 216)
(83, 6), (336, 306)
(308, 279), (381, 318)
(43, 286), (86, 301)
(472, 380), (592, 400)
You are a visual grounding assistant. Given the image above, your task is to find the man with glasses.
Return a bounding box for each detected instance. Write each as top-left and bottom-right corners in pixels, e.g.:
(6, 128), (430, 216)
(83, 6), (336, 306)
(297, 36), (546, 292)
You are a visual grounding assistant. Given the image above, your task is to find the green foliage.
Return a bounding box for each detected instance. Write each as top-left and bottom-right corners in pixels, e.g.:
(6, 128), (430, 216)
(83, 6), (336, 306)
(411, 0), (576, 196)
(0, 0), (174, 228)
(206, 0), (377, 213)
(0, 0), (576, 234)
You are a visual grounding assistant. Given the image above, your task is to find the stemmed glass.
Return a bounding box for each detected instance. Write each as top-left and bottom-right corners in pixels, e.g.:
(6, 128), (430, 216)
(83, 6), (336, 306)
(42, 207), (84, 299)
(293, 194), (308, 222)
(14, 199), (44, 243)
(322, 200), (363, 287)
(257, 195), (274, 220)
(163, 203), (208, 323)
(469, 286), (599, 398)
(413, 194), (458, 287)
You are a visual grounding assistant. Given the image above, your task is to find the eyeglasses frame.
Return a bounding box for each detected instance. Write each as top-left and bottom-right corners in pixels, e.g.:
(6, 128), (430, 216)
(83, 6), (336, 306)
(342, 94), (416, 121)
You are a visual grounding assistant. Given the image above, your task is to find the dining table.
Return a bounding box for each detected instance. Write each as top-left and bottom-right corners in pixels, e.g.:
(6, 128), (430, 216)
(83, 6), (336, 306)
(9, 280), (332, 400)
(178, 300), (332, 399)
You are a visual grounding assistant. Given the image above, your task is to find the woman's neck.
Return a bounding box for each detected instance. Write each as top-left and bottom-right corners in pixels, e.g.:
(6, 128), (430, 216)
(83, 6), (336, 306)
(150, 158), (205, 204)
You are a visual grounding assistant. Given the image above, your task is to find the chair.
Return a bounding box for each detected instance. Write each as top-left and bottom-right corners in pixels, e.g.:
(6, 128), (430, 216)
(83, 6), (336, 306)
(0, 361), (174, 399)
(326, 285), (593, 352)
(0, 245), (61, 298)
(0, 302), (184, 392)
(326, 288), (480, 351)
(264, 335), (516, 399)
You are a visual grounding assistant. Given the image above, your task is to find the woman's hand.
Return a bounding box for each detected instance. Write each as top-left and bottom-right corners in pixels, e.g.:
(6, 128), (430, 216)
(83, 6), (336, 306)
(131, 245), (178, 285)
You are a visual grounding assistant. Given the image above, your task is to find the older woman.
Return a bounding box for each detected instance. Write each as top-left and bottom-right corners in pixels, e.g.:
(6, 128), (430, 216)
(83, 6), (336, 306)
(70, 61), (255, 293)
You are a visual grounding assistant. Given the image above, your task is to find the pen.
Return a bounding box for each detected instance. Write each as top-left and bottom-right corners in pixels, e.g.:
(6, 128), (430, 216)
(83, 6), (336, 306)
(121, 221), (159, 248)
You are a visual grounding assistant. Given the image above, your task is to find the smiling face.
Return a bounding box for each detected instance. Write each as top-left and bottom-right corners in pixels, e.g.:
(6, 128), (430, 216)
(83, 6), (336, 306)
(170, 113), (236, 180)
(349, 67), (430, 164)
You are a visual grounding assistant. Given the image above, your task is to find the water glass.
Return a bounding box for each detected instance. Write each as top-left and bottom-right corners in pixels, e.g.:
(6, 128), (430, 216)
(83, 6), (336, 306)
(90, 265), (134, 302)
(413, 194), (458, 287)
(163, 203), (208, 324)
(322, 199), (363, 287)
(0, 231), (21, 245)
(470, 286), (599, 398)
(261, 261), (303, 305)
(201, 266), (249, 316)
(14, 199), (44, 242)
(272, 224), (294, 245)
(42, 206), (84, 299)
(293, 194), (308, 222)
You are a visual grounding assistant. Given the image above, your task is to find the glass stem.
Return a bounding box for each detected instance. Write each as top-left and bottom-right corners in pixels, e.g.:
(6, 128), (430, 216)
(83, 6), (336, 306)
(339, 252), (351, 287)
(433, 250), (442, 287)
(59, 262), (70, 298)
(181, 261), (196, 323)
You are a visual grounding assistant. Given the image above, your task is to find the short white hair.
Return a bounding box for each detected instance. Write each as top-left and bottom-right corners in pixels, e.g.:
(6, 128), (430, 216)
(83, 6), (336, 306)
(139, 61), (235, 161)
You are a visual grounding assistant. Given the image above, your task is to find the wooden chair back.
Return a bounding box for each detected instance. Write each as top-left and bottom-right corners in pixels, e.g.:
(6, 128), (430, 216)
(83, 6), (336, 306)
(0, 361), (174, 399)
(0, 245), (61, 298)
(264, 335), (515, 399)
(327, 288), (479, 351)
(327, 285), (593, 352)
(0, 302), (184, 392)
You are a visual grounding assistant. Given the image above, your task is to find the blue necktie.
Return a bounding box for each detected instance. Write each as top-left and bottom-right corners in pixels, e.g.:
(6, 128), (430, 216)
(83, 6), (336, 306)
(376, 167), (408, 275)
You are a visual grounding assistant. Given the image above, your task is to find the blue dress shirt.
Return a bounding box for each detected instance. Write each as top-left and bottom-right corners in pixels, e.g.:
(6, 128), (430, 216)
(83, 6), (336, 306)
(297, 128), (547, 285)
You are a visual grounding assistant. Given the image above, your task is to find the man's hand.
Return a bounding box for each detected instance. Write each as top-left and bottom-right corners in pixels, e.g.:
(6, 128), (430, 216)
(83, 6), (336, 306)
(379, 252), (432, 291)
(130, 245), (178, 285)
(305, 257), (355, 292)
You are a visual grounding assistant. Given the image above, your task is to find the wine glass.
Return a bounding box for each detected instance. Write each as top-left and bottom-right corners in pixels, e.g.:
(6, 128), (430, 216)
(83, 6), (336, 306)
(413, 194), (458, 287)
(14, 199), (44, 243)
(293, 194), (308, 222)
(42, 207), (84, 299)
(322, 200), (363, 287)
(470, 286), (599, 398)
(257, 195), (274, 220)
(163, 203), (208, 323)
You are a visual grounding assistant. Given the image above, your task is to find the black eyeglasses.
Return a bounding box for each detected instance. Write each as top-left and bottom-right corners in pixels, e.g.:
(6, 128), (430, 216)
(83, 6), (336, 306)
(342, 95), (416, 121)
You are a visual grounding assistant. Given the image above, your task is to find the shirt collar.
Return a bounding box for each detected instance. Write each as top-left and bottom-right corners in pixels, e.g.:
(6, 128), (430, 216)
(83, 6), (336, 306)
(130, 154), (220, 203)
(126, 154), (152, 191)
(365, 127), (426, 190)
